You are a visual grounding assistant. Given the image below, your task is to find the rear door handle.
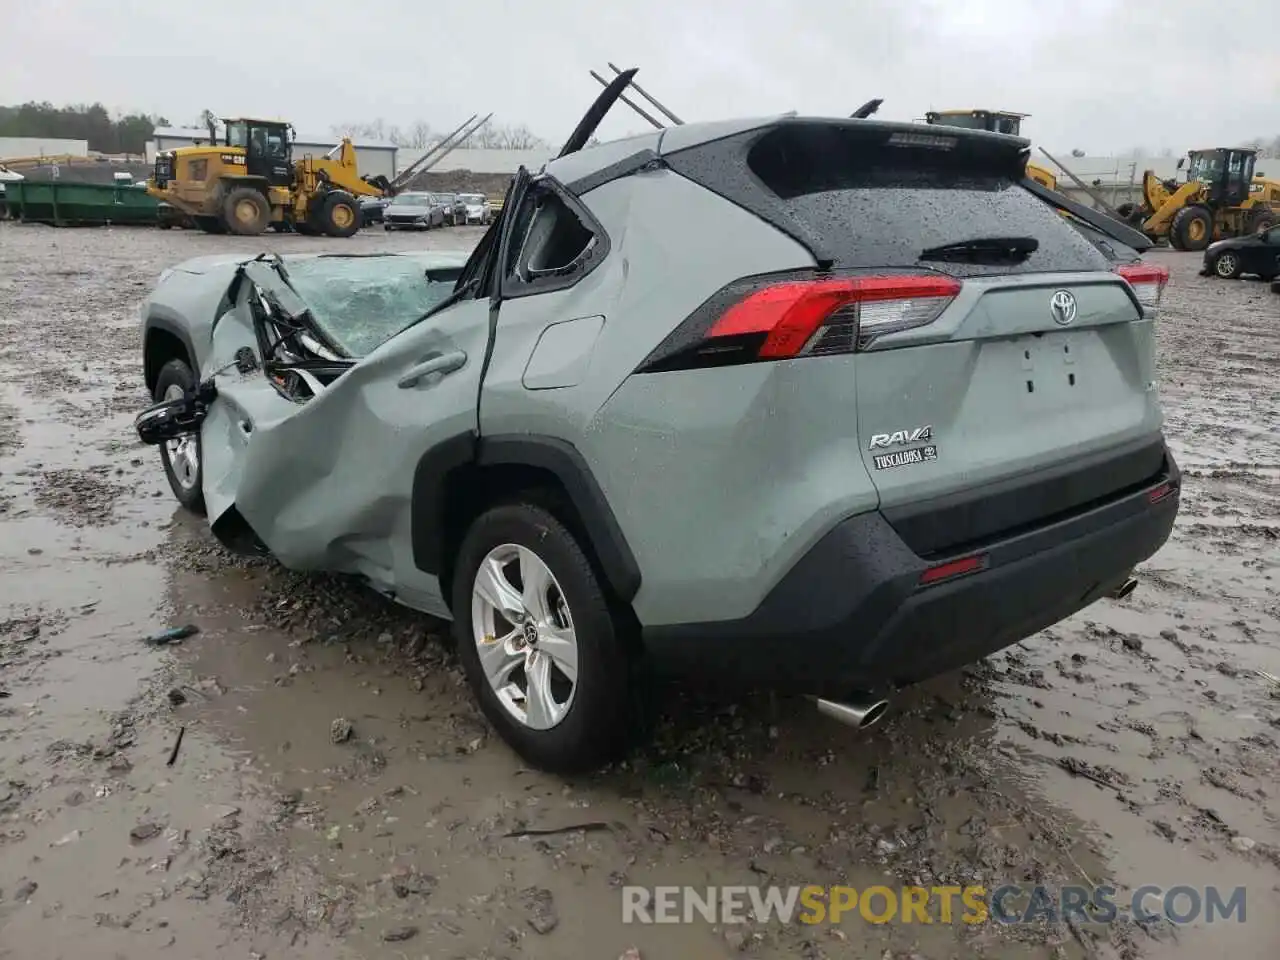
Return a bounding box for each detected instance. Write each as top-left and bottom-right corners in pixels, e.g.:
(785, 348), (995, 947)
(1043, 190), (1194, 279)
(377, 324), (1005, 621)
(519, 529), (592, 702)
(396, 350), (467, 389)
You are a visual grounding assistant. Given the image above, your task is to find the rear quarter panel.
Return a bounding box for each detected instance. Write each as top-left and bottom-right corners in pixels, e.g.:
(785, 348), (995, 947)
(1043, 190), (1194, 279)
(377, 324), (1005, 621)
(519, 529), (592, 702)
(479, 170), (881, 626)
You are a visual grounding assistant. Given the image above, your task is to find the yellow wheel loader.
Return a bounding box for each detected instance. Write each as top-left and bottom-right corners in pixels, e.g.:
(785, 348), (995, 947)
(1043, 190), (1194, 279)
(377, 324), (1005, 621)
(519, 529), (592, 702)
(145, 118), (386, 237)
(923, 110), (1058, 190)
(1120, 147), (1280, 251)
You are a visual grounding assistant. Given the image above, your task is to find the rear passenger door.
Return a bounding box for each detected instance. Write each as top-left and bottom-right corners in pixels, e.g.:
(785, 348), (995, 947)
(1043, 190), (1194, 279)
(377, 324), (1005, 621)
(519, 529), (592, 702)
(479, 177), (614, 429)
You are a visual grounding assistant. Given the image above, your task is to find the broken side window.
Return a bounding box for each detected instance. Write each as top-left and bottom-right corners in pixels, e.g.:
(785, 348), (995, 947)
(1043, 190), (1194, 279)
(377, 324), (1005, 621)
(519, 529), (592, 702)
(505, 184), (600, 290)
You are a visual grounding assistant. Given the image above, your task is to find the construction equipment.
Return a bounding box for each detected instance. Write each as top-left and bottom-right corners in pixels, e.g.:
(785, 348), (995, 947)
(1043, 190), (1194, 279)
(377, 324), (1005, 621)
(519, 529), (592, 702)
(923, 110), (1058, 190)
(146, 114), (490, 237)
(1119, 147), (1280, 250)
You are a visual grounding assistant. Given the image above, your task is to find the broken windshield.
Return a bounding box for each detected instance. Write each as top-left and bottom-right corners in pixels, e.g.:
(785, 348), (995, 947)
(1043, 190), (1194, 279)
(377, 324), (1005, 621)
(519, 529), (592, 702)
(278, 255), (463, 358)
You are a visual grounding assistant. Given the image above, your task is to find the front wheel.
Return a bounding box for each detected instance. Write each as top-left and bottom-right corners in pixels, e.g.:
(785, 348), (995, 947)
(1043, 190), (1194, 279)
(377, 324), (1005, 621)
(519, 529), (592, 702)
(452, 503), (635, 773)
(1173, 205), (1214, 251)
(1212, 251), (1242, 279)
(153, 359), (206, 514)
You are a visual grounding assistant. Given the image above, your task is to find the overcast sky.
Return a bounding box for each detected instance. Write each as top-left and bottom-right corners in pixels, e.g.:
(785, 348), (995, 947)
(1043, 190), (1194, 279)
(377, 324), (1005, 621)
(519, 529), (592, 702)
(4, 0), (1277, 155)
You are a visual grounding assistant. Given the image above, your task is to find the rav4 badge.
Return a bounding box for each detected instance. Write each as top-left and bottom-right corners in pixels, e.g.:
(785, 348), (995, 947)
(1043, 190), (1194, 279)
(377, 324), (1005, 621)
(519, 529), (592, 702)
(869, 425), (933, 450)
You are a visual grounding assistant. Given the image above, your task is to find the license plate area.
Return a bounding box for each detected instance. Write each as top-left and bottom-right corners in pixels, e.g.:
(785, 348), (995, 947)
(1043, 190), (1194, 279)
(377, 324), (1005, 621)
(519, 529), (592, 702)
(1013, 331), (1082, 402)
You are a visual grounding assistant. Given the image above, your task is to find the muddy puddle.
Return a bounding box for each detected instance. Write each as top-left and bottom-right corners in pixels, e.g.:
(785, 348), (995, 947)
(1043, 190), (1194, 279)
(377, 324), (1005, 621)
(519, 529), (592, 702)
(1, 225), (1276, 959)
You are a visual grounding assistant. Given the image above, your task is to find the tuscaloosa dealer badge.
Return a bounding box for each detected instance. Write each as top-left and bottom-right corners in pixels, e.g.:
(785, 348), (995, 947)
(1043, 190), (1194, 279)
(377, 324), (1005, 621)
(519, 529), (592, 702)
(873, 445), (938, 470)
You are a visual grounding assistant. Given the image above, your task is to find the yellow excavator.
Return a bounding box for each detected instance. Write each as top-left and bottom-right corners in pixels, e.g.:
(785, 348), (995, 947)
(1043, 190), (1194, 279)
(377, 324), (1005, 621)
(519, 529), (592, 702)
(1117, 147), (1280, 250)
(146, 117), (387, 236)
(923, 109), (1058, 190)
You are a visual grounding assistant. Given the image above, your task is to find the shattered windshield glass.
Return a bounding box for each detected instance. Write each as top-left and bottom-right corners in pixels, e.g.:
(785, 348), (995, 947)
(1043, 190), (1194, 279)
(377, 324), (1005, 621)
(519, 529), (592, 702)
(280, 255), (461, 358)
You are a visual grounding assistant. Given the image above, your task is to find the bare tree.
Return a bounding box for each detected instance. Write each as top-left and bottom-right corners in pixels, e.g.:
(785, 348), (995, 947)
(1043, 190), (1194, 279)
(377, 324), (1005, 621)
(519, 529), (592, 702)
(331, 118), (388, 141)
(1241, 135), (1280, 158)
(401, 120), (437, 149)
(458, 120), (549, 150)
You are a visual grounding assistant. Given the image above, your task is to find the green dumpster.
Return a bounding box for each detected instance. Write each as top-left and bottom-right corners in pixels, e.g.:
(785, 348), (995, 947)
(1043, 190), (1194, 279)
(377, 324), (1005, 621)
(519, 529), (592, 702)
(3, 180), (160, 226)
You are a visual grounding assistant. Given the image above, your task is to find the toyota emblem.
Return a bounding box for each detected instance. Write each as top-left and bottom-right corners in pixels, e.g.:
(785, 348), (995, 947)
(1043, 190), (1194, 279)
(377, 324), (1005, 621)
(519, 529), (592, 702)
(1050, 290), (1077, 326)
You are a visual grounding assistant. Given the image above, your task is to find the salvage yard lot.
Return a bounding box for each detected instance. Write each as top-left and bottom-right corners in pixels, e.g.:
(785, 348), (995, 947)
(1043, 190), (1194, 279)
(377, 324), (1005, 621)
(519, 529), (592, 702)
(0, 223), (1277, 960)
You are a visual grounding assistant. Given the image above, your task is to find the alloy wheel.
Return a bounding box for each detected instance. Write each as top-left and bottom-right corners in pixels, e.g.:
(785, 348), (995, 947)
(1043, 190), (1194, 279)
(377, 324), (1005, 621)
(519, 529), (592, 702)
(162, 383), (199, 490)
(470, 544), (579, 730)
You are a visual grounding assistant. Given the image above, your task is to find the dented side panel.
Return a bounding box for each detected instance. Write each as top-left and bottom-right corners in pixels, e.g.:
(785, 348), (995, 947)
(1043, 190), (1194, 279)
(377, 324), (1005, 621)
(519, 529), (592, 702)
(198, 275), (494, 617)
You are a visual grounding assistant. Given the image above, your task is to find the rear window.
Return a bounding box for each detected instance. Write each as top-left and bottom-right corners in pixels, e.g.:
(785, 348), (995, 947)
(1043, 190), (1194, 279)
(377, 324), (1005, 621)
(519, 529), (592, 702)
(666, 122), (1113, 277)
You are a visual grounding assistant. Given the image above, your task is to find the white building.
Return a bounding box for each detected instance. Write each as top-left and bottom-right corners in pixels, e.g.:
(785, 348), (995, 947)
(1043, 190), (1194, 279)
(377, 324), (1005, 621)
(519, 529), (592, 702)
(146, 126), (399, 181)
(0, 137), (90, 161)
(398, 147), (555, 176)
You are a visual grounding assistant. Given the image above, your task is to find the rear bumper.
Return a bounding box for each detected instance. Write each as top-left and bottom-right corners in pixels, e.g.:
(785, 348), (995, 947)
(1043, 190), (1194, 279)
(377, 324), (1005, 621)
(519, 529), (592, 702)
(642, 447), (1180, 695)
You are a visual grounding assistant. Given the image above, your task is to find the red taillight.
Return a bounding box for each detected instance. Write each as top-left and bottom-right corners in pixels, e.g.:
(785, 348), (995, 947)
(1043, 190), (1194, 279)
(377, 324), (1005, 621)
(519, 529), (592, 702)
(1114, 263), (1169, 315)
(919, 553), (987, 586)
(1148, 481), (1175, 504)
(705, 274), (962, 360)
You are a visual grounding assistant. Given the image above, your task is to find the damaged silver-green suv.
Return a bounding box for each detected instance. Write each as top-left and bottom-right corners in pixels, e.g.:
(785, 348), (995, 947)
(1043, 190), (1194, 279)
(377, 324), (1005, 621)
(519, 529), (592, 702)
(137, 74), (1179, 772)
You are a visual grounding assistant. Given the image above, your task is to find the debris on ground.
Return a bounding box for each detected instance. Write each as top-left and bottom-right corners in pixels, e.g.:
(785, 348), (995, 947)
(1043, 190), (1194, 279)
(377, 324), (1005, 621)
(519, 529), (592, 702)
(522, 886), (559, 934)
(129, 822), (162, 844)
(330, 718), (353, 743)
(143, 624), (200, 646)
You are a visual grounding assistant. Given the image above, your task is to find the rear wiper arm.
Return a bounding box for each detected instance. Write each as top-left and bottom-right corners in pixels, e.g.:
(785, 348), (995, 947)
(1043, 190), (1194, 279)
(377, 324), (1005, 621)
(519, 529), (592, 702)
(919, 236), (1038, 264)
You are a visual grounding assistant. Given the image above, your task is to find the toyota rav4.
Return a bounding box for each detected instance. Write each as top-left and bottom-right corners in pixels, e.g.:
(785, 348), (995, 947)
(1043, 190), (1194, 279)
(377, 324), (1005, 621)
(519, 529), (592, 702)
(136, 73), (1179, 772)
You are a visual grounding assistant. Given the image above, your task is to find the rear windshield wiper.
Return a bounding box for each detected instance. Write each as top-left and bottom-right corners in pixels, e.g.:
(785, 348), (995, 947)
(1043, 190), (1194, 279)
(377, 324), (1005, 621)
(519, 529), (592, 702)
(919, 236), (1039, 264)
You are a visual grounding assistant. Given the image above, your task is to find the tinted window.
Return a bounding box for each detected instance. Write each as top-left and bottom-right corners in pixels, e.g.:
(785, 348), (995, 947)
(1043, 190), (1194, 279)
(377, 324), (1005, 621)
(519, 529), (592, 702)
(667, 122), (1113, 278)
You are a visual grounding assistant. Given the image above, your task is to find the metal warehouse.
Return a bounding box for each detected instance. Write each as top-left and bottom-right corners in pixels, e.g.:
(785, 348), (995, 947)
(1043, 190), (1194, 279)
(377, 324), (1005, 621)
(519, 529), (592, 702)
(146, 127), (399, 181)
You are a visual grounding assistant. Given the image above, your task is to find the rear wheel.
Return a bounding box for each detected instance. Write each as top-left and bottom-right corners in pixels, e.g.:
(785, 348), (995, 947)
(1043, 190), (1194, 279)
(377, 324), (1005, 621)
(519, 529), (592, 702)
(1172, 205), (1214, 251)
(1211, 251), (1242, 279)
(222, 186), (270, 236)
(153, 359), (206, 514)
(316, 191), (359, 238)
(451, 503), (635, 773)
(1248, 208), (1275, 234)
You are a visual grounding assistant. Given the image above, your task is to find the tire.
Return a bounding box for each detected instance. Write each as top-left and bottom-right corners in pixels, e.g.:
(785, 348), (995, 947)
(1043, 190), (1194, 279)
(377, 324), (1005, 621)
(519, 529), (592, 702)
(451, 503), (635, 773)
(1211, 251), (1242, 279)
(193, 216), (227, 235)
(152, 359), (206, 515)
(1248, 208), (1275, 234)
(222, 186), (270, 236)
(316, 190), (359, 238)
(1172, 205), (1214, 251)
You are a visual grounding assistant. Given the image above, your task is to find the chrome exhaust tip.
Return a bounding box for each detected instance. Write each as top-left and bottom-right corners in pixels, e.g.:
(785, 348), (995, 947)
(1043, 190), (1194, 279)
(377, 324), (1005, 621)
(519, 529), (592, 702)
(1109, 577), (1139, 600)
(815, 696), (890, 730)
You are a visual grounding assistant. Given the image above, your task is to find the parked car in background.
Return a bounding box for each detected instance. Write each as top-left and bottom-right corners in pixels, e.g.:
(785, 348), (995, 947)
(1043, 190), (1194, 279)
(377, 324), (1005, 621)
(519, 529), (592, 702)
(459, 193), (491, 225)
(430, 193), (459, 226)
(134, 106), (1178, 774)
(360, 195), (390, 225)
(384, 191), (446, 230)
(1201, 225), (1280, 280)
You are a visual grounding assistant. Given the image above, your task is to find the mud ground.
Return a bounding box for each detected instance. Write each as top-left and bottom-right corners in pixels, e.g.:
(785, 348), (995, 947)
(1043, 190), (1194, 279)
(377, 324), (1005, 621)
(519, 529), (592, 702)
(0, 222), (1276, 960)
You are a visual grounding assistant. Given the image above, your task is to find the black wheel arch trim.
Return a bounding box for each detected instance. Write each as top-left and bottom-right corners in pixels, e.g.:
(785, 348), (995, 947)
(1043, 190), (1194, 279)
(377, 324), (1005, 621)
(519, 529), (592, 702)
(142, 315), (199, 389)
(410, 432), (642, 603)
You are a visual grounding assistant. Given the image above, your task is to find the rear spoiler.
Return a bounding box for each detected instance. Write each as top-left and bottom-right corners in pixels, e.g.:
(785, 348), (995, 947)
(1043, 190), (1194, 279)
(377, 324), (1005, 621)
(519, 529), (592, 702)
(1020, 175), (1153, 252)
